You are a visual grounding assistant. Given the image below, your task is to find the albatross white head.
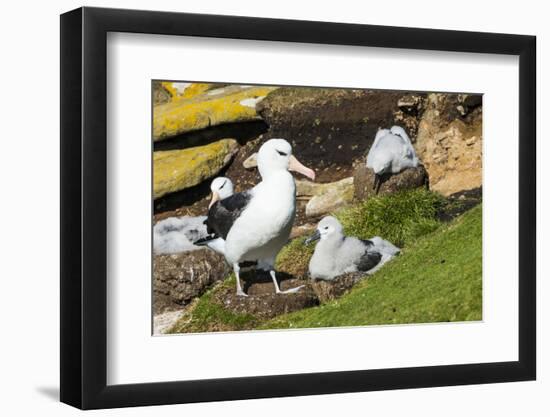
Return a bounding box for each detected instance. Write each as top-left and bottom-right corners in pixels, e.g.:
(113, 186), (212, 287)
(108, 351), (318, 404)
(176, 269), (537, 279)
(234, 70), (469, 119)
(305, 216), (344, 245)
(208, 177), (234, 208)
(256, 138), (316, 181)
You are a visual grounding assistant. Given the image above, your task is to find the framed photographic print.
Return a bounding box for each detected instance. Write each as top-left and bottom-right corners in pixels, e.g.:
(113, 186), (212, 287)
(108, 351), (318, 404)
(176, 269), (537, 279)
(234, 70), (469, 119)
(60, 6), (536, 410)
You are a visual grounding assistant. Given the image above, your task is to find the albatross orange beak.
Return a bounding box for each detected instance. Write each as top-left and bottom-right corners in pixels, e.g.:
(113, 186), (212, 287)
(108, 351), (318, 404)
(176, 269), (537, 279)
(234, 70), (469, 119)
(208, 191), (220, 209)
(288, 155), (316, 181)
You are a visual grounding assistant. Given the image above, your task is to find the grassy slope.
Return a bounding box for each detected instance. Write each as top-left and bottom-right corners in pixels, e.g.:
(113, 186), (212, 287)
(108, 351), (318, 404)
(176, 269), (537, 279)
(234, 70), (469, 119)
(265, 204), (482, 329)
(169, 191), (482, 334)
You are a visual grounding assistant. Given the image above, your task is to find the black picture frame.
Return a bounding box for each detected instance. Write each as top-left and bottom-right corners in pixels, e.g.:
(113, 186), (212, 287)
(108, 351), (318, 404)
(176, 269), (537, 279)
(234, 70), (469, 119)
(60, 6), (536, 410)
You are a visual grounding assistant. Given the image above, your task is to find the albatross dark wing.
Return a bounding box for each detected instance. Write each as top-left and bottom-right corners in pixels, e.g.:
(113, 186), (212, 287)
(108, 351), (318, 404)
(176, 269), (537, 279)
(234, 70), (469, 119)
(356, 240), (382, 272)
(205, 190), (253, 239)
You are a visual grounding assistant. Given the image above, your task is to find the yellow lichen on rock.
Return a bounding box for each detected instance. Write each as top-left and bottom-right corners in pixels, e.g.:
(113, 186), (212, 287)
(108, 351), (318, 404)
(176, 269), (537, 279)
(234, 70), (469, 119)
(153, 86), (278, 141)
(161, 82), (223, 101)
(153, 139), (239, 199)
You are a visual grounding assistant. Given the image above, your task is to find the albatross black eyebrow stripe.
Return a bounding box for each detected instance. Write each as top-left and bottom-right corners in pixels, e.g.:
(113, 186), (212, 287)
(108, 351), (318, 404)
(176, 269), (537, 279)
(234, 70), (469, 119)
(277, 150), (287, 156)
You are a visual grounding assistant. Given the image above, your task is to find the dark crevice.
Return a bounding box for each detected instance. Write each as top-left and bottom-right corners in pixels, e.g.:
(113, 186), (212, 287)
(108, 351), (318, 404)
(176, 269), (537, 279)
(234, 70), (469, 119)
(154, 120), (269, 152)
(437, 187), (482, 222)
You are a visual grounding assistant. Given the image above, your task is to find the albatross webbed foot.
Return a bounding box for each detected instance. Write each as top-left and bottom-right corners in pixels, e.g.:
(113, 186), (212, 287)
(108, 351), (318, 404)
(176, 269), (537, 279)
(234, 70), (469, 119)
(236, 288), (249, 297)
(276, 285), (305, 294)
(269, 270), (304, 294)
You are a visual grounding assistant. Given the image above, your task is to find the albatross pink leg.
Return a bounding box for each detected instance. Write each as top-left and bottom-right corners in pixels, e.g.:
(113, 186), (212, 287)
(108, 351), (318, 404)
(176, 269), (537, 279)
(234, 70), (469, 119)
(269, 270), (304, 294)
(233, 263), (248, 297)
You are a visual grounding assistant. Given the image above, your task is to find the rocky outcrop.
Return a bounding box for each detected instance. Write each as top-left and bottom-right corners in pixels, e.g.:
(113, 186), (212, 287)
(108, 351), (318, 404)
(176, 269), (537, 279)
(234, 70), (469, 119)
(153, 249), (229, 313)
(393, 94), (427, 140)
(257, 88), (420, 182)
(305, 177), (355, 217)
(153, 85), (278, 140)
(354, 165), (428, 201)
(153, 139), (239, 199)
(415, 93), (482, 196)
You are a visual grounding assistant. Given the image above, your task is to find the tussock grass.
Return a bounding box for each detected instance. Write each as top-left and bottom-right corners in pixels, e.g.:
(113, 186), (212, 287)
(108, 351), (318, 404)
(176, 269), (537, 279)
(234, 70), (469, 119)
(276, 237), (315, 277)
(337, 188), (445, 247)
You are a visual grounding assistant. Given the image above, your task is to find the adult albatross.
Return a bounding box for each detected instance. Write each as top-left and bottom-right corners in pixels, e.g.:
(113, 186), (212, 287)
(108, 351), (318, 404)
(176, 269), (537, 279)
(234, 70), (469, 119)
(196, 138), (315, 296)
(366, 125), (419, 193)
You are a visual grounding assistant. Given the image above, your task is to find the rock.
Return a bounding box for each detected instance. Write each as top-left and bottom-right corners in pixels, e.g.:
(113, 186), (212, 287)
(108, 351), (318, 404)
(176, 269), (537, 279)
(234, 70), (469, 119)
(152, 81), (173, 106)
(458, 93), (482, 109)
(153, 139), (239, 199)
(394, 94), (426, 139)
(290, 223), (316, 239)
(296, 176), (353, 196)
(257, 87), (423, 182)
(437, 187), (482, 222)
(153, 249), (230, 314)
(242, 152), (258, 169)
(153, 309), (186, 334)
(305, 177), (355, 217)
(213, 271), (318, 319)
(354, 164), (428, 200)
(415, 93), (482, 196)
(397, 94), (425, 115)
(310, 272), (365, 303)
(153, 85), (278, 141)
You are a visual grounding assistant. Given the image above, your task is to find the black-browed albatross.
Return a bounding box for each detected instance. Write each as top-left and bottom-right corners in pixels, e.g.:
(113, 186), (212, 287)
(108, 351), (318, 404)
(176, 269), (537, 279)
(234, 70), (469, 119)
(196, 138), (315, 296)
(194, 176), (234, 255)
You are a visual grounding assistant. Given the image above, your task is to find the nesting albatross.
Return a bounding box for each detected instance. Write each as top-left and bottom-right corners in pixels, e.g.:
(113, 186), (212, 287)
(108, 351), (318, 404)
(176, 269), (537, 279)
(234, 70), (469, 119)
(366, 125), (419, 194)
(305, 216), (400, 280)
(195, 139), (316, 296)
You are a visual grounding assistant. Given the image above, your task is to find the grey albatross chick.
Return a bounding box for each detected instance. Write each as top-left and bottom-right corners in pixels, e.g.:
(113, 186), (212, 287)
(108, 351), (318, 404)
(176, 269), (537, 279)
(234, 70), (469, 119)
(155, 178), (235, 255)
(305, 216), (399, 280)
(198, 139), (316, 297)
(366, 126), (419, 194)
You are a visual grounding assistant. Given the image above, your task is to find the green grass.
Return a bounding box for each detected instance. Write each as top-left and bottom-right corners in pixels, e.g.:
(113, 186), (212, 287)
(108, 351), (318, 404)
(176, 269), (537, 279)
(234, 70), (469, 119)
(168, 276), (258, 334)
(276, 236), (315, 277)
(265, 204), (482, 329)
(337, 188), (445, 247)
(169, 203), (482, 333)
